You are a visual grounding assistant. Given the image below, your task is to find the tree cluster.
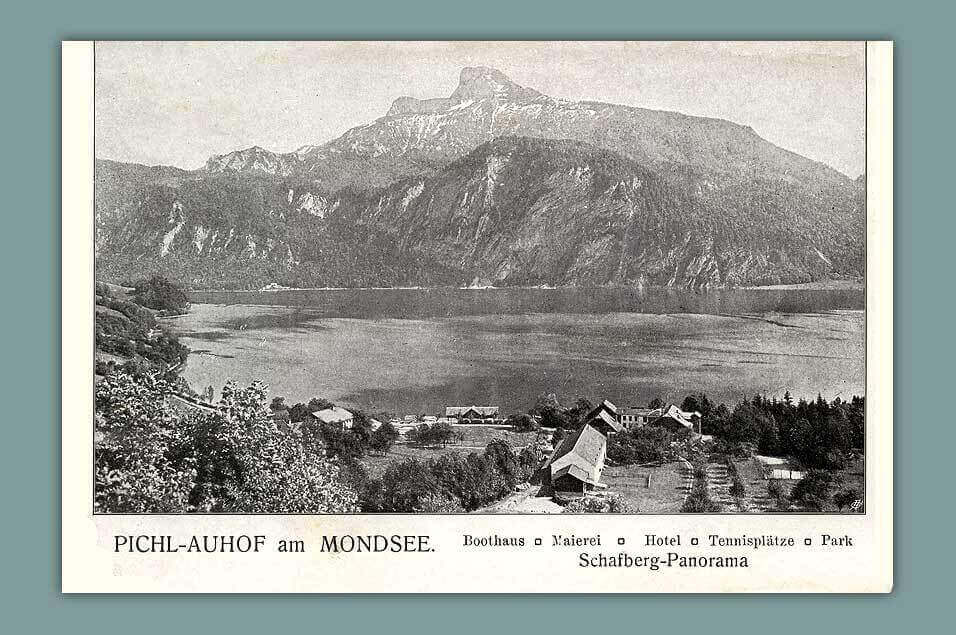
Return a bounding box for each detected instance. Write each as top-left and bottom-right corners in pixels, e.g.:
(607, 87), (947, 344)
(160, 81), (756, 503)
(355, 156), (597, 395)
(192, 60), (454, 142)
(353, 439), (543, 513)
(128, 275), (191, 315)
(694, 392), (864, 469)
(505, 413), (539, 433)
(406, 421), (458, 448)
(528, 394), (594, 430)
(270, 396), (399, 460)
(95, 282), (189, 369)
(607, 426), (682, 466)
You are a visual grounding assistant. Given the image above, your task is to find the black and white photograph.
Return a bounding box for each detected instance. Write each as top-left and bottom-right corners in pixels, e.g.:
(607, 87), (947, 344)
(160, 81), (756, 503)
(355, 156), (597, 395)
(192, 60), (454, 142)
(91, 41), (867, 516)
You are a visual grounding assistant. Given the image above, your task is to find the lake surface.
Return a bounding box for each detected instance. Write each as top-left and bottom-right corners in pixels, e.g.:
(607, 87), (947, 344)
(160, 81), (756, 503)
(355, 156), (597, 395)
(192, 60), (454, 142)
(169, 287), (865, 416)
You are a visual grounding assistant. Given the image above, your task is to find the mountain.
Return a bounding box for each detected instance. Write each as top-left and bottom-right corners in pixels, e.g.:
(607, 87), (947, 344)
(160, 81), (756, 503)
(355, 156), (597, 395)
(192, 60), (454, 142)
(205, 66), (854, 194)
(95, 67), (864, 289)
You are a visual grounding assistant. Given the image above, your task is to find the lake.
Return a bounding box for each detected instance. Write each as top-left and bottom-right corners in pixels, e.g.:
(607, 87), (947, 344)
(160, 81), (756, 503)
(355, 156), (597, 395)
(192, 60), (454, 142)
(168, 287), (865, 416)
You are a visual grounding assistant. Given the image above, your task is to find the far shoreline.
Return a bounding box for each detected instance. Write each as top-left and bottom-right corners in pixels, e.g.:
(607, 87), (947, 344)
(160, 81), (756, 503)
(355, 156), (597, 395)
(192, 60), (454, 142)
(184, 280), (866, 294)
(743, 279), (864, 291)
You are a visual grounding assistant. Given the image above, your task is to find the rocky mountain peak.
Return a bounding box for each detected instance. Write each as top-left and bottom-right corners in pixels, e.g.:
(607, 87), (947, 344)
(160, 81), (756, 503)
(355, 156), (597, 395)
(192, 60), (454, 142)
(450, 66), (541, 102)
(385, 67), (542, 117)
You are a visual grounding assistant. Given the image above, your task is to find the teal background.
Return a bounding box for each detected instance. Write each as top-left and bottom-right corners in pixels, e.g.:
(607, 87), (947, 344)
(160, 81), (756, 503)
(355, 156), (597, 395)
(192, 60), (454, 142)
(2, 0), (942, 630)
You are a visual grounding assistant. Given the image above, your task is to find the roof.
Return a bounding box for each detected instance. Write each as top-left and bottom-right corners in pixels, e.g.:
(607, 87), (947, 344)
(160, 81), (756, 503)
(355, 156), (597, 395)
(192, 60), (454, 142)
(445, 406), (499, 416)
(585, 399), (619, 420)
(552, 463), (594, 484)
(548, 424), (607, 485)
(648, 405), (699, 431)
(664, 405), (697, 424)
(587, 409), (623, 434)
(597, 399), (618, 414)
(312, 406), (354, 424)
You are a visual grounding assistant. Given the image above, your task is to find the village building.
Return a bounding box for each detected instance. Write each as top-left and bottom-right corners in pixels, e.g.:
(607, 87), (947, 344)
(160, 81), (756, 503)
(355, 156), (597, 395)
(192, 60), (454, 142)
(585, 408), (624, 435)
(618, 406), (664, 429)
(444, 406), (499, 424)
(653, 404), (702, 434)
(618, 404), (702, 434)
(580, 399), (624, 435)
(545, 423), (609, 493)
(311, 406), (355, 430)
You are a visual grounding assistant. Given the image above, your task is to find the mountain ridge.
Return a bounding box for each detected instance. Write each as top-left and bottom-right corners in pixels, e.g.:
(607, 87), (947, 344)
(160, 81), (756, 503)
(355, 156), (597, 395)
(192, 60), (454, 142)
(94, 66), (864, 290)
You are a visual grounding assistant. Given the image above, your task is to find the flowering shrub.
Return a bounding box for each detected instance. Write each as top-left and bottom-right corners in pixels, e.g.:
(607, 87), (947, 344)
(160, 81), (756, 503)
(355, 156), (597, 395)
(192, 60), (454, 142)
(95, 372), (359, 513)
(94, 373), (195, 512)
(564, 493), (633, 513)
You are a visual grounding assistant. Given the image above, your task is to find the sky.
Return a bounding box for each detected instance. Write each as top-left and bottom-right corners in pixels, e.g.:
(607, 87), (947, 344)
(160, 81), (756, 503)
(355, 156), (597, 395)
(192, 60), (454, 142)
(94, 41), (866, 177)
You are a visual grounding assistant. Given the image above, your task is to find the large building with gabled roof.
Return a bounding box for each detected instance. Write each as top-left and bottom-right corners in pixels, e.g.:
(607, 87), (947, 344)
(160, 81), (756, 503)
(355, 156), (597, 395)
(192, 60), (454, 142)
(444, 405), (499, 423)
(545, 423), (609, 493)
(580, 399), (624, 435)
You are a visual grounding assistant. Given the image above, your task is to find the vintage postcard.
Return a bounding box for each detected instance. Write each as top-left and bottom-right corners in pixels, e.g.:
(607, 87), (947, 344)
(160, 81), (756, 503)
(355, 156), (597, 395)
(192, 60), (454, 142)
(62, 40), (892, 592)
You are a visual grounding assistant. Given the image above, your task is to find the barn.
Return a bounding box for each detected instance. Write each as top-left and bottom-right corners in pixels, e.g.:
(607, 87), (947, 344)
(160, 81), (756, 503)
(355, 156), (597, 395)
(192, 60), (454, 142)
(545, 424), (609, 493)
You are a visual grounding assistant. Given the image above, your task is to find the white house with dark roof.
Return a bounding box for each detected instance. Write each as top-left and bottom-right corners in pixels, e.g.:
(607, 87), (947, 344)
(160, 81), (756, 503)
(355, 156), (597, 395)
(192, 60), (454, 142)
(618, 404), (702, 434)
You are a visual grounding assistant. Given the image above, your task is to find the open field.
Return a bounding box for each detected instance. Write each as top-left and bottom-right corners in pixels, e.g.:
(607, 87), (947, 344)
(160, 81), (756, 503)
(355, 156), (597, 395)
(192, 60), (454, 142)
(441, 425), (544, 448)
(358, 425), (542, 479)
(601, 461), (690, 513)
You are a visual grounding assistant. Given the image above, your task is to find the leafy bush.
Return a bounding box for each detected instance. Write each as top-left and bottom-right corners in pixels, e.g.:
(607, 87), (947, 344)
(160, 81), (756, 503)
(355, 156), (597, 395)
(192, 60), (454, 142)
(790, 469), (836, 511)
(607, 426), (673, 465)
(506, 413), (539, 432)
